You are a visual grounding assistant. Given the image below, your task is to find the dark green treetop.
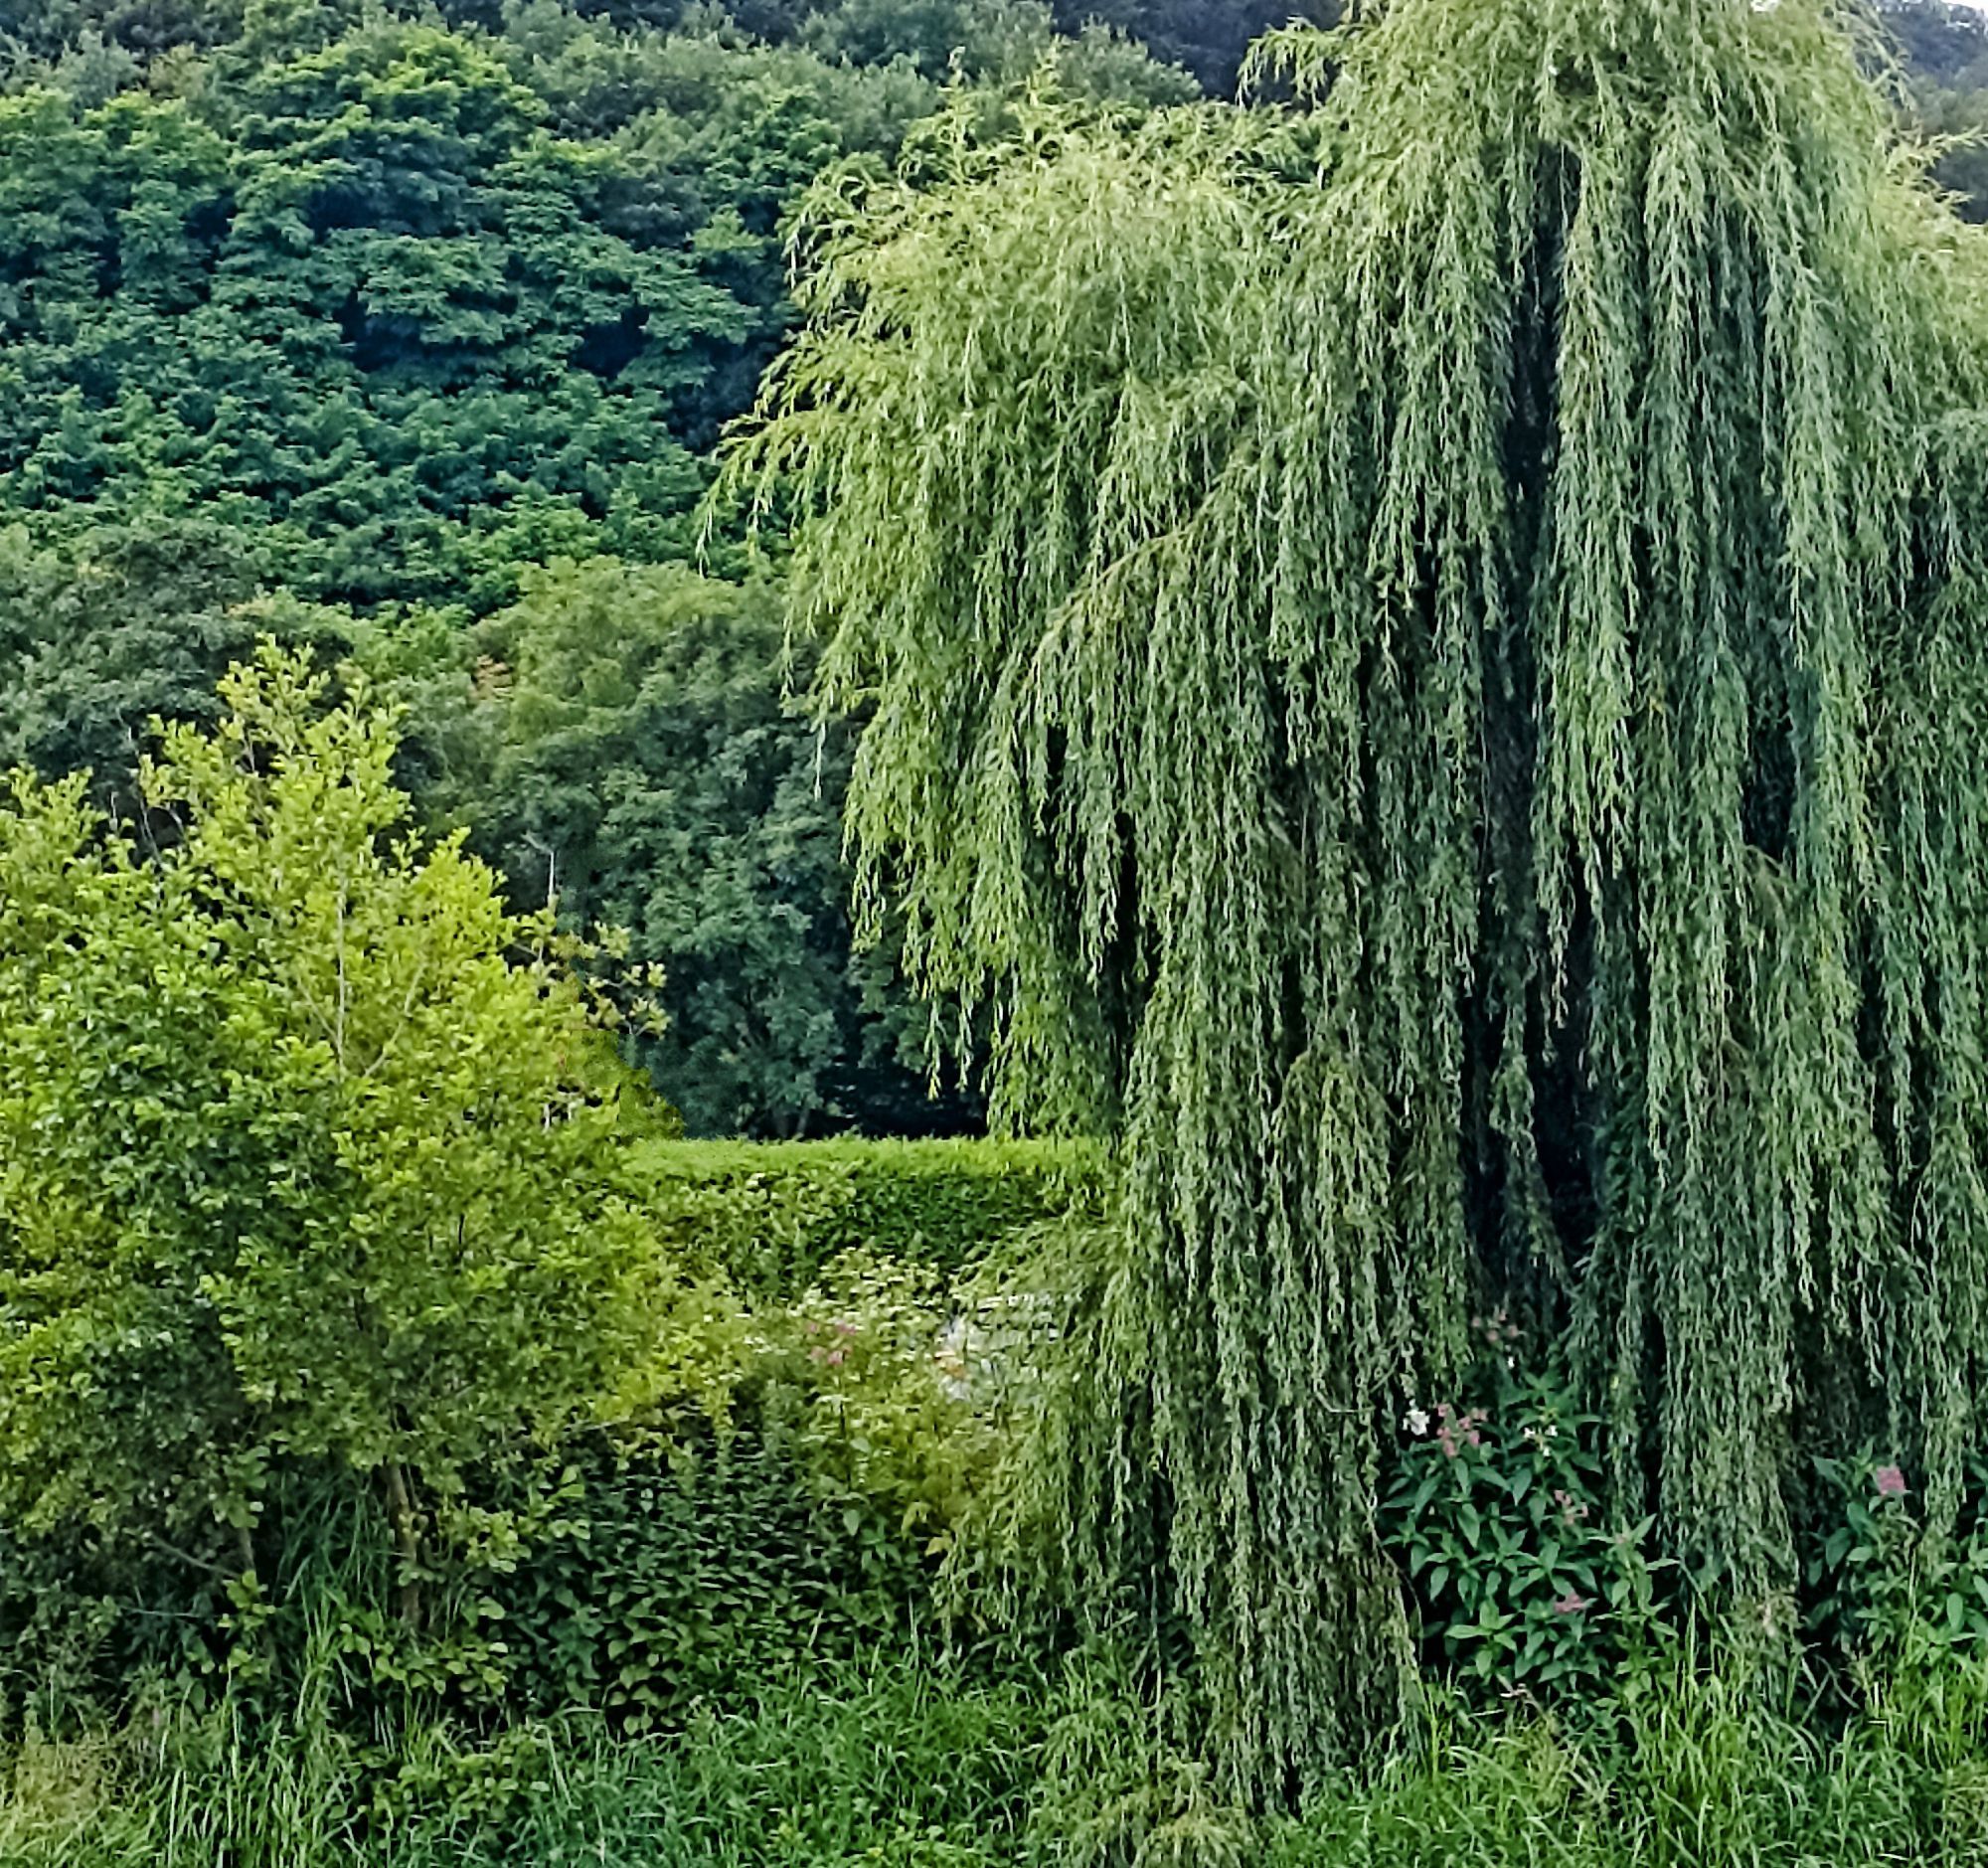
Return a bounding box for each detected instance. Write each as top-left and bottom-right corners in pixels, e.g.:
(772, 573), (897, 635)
(377, 555), (977, 1136)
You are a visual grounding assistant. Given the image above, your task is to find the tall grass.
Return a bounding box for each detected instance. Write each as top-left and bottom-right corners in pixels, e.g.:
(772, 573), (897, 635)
(10, 1642), (1988, 1866)
(0, 1573), (368, 1868)
(1271, 1646), (1988, 1866)
(0, 1656), (1045, 1868)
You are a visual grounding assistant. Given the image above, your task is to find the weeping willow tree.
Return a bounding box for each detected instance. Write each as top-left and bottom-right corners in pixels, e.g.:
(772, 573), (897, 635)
(733, 0), (1988, 1797)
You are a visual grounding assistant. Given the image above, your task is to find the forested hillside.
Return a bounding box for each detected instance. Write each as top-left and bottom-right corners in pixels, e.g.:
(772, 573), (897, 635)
(0, 0), (1217, 1134)
(1884, 0), (1988, 212)
(0, 0), (1980, 1138)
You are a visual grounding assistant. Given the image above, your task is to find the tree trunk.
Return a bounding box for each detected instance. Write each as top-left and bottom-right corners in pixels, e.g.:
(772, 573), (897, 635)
(383, 1457), (422, 1631)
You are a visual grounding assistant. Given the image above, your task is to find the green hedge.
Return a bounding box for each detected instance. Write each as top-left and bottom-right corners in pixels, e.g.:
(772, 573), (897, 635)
(624, 1138), (1109, 1297)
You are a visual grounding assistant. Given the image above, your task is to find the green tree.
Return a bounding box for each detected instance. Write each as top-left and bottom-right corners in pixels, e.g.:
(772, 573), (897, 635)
(0, 0), (1189, 621)
(0, 19), (746, 611)
(1870, 3), (1988, 223)
(0, 519), (348, 810)
(451, 557), (969, 1136)
(1, 0), (241, 63)
(0, 647), (690, 1601)
(1050, 0), (1336, 96)
(1879, 0), (1988, 87)
(491, 2), (944, 443)
(737, 0), (1988, 1796)
(800, 0), (1192, 97)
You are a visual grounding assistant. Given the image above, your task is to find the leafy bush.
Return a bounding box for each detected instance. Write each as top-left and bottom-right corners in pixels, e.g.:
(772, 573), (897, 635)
(486, 1418), (927, 1736)
(0, 648), (722, 1650)
(466, 1221), (1075, 1735)
(1380, 1326), (1668, 1706)
(758, 1250), (1002, 1551)
(1805, 1447), (1988, 1683)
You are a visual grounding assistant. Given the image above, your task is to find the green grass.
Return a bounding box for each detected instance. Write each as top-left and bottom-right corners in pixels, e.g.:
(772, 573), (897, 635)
(1261, 1642), (1988, 1867)
(10, 1646), (1988, 1867)
(0, 1660), (1045, 1868)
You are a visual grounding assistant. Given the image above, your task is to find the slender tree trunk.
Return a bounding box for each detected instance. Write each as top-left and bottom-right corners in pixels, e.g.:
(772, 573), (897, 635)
(383, 1457), (422, 1631)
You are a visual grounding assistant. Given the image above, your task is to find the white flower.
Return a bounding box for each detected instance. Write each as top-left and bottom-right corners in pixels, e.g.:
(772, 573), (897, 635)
(1404, 1406), (1429, 1437)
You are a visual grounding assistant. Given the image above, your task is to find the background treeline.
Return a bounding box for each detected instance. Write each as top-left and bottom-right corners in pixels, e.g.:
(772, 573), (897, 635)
(0, 0), (1981, 1141)
(0, 0), (1297, 1135)
(1884, 0), (1988, 215)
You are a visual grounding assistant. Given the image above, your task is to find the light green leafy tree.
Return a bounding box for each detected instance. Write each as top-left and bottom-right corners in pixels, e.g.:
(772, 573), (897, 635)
(0, 646), (700, 1613)
(735, 0), (1988, 1797)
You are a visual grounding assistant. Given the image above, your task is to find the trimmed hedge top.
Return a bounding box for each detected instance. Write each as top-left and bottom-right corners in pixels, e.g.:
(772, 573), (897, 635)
(624, 1138), (1109, 1297)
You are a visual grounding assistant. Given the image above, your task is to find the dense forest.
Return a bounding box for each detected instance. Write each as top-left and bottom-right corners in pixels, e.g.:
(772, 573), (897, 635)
(0, 0), (1252, 1136)
(0, 0), (1981, 1140)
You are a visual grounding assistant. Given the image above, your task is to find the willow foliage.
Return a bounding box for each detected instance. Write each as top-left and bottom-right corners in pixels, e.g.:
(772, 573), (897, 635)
(734, 0), (1988, 1796)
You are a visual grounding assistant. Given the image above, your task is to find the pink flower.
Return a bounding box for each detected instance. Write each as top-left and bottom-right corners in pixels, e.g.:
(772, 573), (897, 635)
(1553, 1592), (1590, 1616)
(825, 1350), (845, 1367)
(1875, 1464), (1908, 1499)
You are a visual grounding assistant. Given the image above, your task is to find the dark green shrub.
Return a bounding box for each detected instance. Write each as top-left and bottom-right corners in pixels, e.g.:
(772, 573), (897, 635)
(1379, 1327), (1668, 1707)
(1, 1467), (406, 1741)
(487, 1416), (927, 1735)
(1804, 1447), (1988, 1685)
(0, 1525), (215, 1736)
(4, 1418), (935, 1751)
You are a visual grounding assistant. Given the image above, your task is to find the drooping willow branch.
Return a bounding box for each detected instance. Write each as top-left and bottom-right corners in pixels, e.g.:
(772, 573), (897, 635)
(729, 0), (1988, 1797)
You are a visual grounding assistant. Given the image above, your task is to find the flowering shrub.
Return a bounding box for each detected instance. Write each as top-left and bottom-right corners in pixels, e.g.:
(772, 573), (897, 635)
(764, 1250), (1006, 1557)
(1379, 1325), (1665, 1705)
(1804, 1449), (1988, 1678)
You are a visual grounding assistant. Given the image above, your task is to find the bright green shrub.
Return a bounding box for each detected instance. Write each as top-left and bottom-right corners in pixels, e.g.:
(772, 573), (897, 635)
(626, 1136), (1109, 1297)
(451, 1187), (1091, 1739)
(759, 1248), (1050, 1558)
(0, 648), (721, 1626)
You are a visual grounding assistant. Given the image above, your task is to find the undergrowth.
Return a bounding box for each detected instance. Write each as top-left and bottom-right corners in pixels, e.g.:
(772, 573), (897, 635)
(9, 1639), (1988, 1867)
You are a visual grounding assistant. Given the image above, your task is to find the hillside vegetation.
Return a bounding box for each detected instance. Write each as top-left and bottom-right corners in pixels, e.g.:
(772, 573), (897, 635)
(15, 2), (1988, 1864)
